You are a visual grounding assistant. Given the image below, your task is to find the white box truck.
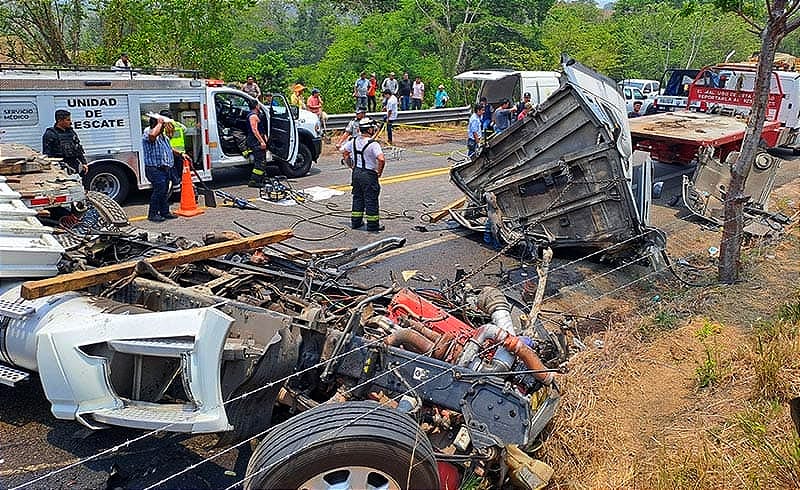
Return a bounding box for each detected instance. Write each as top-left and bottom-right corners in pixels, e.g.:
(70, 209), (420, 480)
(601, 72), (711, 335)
(0, 67), (323, 202)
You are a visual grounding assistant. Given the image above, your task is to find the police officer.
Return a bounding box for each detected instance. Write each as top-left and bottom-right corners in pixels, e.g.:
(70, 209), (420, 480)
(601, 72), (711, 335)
(246, 98), (269, 187)
(42, 110), (88, 176)
(340, 118), (386, 232)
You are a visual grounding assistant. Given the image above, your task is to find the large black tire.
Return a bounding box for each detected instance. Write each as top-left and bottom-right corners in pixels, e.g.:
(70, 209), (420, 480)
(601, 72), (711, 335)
(86, 191), (129, 227)
(279, 142), (314, 178)
(244, 401), (440, 490)
(86, 163), (130, 204)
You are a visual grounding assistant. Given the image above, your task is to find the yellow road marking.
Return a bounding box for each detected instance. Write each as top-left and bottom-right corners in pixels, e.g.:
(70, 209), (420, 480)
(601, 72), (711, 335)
(127, 166), (452, 222)
(357, 231), (468, 267)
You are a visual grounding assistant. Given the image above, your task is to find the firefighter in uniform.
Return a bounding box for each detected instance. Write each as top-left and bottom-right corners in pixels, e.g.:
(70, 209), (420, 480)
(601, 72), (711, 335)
(340, 118), (386, 232)
(246, 98), (269, 187)
(42, 109), (89, 176)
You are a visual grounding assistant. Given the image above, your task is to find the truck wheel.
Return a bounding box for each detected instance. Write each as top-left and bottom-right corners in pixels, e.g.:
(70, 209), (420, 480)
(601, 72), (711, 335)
(86, 164), (130, 204)
(244, 401), (440, 490)
(278, 143), (313, 178)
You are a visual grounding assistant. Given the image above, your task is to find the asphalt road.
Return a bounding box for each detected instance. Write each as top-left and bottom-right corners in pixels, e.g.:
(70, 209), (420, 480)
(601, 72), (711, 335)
(1, 132), (798, 490)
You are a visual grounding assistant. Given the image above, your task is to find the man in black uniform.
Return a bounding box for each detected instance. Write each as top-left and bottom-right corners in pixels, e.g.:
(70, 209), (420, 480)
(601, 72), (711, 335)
(42, 110), (88, 176)
(246, 98), (269, 187)
(340, 118), (386, 232)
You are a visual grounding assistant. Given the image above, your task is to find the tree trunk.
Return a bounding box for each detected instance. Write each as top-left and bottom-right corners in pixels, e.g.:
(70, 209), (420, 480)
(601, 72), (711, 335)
(718, 8), (784, 283)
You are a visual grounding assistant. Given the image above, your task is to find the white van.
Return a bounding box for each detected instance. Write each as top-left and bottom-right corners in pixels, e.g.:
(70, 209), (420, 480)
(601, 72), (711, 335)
(0, 67), (323, 202)
(454, 70), (561, 108)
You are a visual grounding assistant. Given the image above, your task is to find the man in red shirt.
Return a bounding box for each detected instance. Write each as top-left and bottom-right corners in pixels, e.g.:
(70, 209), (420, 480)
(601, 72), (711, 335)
(367, 73), (378, 112)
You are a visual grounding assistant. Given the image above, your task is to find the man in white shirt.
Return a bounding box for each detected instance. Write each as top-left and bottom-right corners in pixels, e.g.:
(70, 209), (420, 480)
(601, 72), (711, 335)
(411, 76), (425, 110)
(382, 88), (398, 145)
(341, 118), (386, 232)
(113, 53), (131, 70)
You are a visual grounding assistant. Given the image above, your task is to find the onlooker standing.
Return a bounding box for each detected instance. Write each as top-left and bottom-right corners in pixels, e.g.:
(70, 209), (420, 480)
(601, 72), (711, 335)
(336, 106), (367, 150)
(113, 53), (131, 70)
(246, 98), (270, 187)
(382, 89), (398, 145)
(381, 72), (398, 97)
(467, 104), (484, 157)
(340, 118), (386, 232)
(242, 76), (261, 99)
(628, 101), (643, 118)
(306, 88), (327, 129)
(142, 114), (180, 222)
(434, 85), (449, 108)
(411, 76), (425, 110)
(354, 71), (370, 110)
(42, 109), (89, 176)
(291, 83), (306, 110)
(492, 98), (516, 133)
(398, 72), (412, 111)
(367, 73), (378, 112)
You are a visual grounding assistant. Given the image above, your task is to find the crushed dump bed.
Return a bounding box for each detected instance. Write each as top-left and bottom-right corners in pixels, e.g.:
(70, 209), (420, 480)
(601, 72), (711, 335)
(450, 78), (660, 257)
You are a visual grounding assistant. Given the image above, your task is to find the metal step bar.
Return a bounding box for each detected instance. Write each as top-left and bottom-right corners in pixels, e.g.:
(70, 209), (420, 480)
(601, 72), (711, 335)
(0, 363), (31, 387)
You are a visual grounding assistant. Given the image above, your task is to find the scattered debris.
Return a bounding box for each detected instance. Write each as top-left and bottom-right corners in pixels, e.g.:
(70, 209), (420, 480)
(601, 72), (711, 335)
(682, 148), (791, 236)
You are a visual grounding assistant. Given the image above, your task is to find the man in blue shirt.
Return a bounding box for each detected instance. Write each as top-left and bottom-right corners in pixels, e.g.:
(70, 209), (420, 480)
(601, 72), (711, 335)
(143, 113), (183, 222)
(492, 98), (516, 134)
(467, 104), (484, 157)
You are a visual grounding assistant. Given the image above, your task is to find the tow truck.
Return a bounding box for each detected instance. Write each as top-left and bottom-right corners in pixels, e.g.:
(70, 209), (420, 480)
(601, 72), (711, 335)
(628, 62), (799, 164)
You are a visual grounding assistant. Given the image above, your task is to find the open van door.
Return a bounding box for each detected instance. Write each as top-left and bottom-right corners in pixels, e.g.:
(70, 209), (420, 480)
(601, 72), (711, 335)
(454, 70), (561, 106)
(206, 88), (297, 171)
(454, 70), (521, 106)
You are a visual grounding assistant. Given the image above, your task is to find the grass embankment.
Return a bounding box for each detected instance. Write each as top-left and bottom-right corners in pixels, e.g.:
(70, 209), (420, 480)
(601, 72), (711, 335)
(544, 197), (800, 488)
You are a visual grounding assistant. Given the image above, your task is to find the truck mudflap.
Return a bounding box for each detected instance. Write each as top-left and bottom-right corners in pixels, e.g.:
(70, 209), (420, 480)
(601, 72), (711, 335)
(450, 57), (663, 259)
(682, 149), (788, 236)
(0, 284), (234, 432)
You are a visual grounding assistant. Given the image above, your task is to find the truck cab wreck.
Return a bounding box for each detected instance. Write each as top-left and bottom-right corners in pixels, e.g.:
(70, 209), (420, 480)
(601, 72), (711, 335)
(0, 190), (567, 488)
(450, 56), (666, 261)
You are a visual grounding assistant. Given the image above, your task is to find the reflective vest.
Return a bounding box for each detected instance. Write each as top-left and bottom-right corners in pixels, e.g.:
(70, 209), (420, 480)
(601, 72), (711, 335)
(169, 123), (186, 152)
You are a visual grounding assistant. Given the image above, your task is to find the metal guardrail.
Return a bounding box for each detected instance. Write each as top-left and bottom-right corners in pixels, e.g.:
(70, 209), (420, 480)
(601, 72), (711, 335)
(325, 106), (471, 130)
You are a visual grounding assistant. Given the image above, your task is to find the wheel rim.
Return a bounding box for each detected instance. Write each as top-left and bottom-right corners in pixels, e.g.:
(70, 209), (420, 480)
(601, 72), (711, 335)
(90, 172), (121, 199)
(299, 465), (401, 490)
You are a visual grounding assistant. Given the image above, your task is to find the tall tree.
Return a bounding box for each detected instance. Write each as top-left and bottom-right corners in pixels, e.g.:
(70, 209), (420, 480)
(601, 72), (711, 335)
(715, 0), (800, 283)
(0, 0), (86, 63)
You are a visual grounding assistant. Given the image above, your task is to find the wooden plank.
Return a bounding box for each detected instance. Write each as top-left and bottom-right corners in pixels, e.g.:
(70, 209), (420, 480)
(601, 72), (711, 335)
(20, 229), (293, 300)
(428, 197), (466, 223)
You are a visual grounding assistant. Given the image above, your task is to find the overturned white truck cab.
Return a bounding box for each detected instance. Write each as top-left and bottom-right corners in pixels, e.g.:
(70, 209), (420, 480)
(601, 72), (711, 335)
(451, 56), (666, 260)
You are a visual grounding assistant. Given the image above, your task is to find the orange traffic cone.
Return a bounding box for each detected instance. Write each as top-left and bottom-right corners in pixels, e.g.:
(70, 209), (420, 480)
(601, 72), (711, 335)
(174, 157), (204, 217)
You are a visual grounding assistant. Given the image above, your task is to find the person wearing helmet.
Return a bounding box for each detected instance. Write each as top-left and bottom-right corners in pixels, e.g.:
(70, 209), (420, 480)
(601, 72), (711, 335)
(340, 117), (386, 232)
(336, 106), (367, 150)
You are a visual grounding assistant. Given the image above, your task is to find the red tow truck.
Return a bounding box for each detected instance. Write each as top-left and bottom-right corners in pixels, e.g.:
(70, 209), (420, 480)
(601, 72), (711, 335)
(628, 62), (800, 164)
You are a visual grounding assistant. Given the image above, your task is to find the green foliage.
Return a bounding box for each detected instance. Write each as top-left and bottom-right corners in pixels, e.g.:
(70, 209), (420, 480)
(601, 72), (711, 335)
(751, 308), (800, 401)
(695, 321), (722, 388)
(540, 2), (621, 73)
(0, 0), (780, 117)
(612, 1), (760, 80)
(294, 9), (445, 113)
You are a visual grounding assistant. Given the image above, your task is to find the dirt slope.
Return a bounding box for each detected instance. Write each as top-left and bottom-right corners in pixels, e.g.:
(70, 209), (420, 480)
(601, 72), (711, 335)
(544, 179), (800, 489)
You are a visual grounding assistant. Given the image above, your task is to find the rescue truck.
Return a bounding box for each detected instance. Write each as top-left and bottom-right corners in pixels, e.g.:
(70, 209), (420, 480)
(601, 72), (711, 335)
(0, 66), (323, 202)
